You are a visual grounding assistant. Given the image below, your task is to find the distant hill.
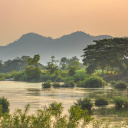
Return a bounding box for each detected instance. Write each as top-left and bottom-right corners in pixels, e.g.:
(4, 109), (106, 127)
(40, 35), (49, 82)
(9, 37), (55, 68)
(0, 31), (112, 64)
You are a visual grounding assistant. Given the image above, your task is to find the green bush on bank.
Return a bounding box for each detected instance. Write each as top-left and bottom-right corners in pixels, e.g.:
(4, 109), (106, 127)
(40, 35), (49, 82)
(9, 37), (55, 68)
(95, 97), (108, 106)
(113, 96), (128, 108)
(0, 97), (10, 113)
(42, 80), (52, 88)
(52, 82), (61, 88)
(82, 76), (106, 88)
(110, 80), (117, 85)
(114, 81), (128, 89)
(63, 79), (75, 87)
(74, 97), (93, 111)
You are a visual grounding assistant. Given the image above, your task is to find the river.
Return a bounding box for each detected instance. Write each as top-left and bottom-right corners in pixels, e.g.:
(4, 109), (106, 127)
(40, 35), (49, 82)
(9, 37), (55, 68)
(0, 81), (128, 115)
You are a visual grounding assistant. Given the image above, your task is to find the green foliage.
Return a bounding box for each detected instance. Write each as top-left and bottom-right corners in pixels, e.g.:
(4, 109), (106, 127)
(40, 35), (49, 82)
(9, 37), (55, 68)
(0, 74), (5, 81)
(60, 70), (68, 77)
(27, 54), (40, 68)
(25, 66), (41, 81)
(113, 96), (128, 108)
(47, 62), (58, 74)
(55, 75), (63, 82)
(82, 76), (106, 88)
(13, 71), (25, 81)
(0, 102), (92, 128)
(95, 97), (108, 106)
(73, 70), (90, 82)
(48, 102), (63, 117)
(0, 97), (10, 113)
(68, 105), (92, 127)
(63, 79), (75, 87)
(52, 82), (61, 88)
(42, 80), (52, 88)
(82, 38), (128, 75)
(68, 67), (77, 76)
(114, 81), (128, 89)
(110, 80), (117, 85)
(68, 60), (81, 69)
(74, 97), (93, 111)
(40, 74), (55, 82)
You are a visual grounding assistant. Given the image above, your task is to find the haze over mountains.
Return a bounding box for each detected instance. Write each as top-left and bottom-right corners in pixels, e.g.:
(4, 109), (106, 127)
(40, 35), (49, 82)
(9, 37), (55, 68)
(0, 31), (112, 64)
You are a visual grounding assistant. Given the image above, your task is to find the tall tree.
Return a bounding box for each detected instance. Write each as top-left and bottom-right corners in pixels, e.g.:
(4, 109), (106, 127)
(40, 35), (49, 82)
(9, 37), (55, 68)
(27, 54), (40, 68)
(82, 38), (128, 74)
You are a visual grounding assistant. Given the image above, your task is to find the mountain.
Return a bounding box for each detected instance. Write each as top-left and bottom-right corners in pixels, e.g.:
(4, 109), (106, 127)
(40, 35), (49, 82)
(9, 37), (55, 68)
(0, 31), (112, 64)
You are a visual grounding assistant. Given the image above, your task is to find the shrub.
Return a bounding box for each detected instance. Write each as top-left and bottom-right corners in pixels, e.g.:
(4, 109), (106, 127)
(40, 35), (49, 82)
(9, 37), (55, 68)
(42, 80), (52, 88)
(64, 80), (75, 87)
(113, 96), (128, 108)
(0, 97), (10, 113)
(95, 97), (108, 106)
(48, 102), (63, 117)
(52, 82), (61, 88)
(114, 81), (128, 89)
(74, 97), (93, 111)
(110, 80), (117, 85)
(82, 76), (106, 88)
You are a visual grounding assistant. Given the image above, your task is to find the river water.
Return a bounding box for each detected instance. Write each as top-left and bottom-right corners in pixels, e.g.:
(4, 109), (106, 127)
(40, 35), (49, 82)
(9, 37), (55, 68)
(0, 81), (128, 114)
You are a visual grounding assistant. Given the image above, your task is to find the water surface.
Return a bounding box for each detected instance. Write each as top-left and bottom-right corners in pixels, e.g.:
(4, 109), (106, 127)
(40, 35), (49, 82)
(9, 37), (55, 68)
(0, 81), (128, 115)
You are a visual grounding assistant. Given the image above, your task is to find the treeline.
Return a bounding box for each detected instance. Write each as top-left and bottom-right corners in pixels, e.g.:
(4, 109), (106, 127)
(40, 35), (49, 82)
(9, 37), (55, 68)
(0, 56), (44, 73)
(0, 55), (84, 73)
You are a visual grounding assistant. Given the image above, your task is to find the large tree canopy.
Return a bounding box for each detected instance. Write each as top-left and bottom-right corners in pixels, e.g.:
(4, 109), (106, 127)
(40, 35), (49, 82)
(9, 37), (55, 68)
(82, 38), (128, 74)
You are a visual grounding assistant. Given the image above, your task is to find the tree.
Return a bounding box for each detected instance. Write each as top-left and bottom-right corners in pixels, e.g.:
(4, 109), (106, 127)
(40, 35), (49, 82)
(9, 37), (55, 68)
(82, 38), (128, 74)
(60, 57), (69, 70)
(68, 67), (77, 76)
(25, 66), (41, 81)
(27, 54), (40, 68)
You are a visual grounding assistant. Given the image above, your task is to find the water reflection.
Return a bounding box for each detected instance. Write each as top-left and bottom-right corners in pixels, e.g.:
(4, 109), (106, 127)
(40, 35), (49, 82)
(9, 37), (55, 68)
(26, 89), (41, 96)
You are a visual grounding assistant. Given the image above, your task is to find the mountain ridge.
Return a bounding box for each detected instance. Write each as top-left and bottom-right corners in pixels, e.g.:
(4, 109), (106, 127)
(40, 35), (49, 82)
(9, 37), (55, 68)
(0, 31), (113, 64)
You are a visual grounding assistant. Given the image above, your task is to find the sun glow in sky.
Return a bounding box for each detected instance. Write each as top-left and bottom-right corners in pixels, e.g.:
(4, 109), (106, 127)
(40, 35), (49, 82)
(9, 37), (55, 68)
(0, 0), (128, 45)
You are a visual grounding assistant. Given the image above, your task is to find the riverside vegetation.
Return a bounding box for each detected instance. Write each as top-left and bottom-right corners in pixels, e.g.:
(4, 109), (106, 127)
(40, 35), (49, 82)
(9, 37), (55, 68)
(0, 38), (128, 127)
(1, 96), (128, 128)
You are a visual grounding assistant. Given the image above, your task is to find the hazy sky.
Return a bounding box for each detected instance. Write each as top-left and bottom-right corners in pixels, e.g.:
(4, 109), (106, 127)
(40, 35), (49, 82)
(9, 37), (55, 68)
(0, 0), (128, 45)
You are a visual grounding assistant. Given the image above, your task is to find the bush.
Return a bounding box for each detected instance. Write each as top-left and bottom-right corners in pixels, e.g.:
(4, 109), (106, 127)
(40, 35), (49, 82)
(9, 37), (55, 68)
(95, 97), (108, 106)
(113, 96), (128, 108)
(82, 76), (106, 88)
(114, 81), (128, 89)
(64, 80), (75, 87)
(48, 102), (63, 117)
(42, 80), (52, 88)
(110, 80), (117, 85)
(52, 82), (61, 88)
(0, 97), (10, 113)
(74, 97), (93, 111)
